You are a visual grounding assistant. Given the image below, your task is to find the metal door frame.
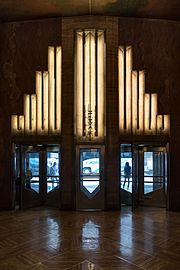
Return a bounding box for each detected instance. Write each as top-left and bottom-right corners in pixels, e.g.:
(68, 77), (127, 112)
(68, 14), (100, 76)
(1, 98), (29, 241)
(120, 142), (169, 210)
(13, 143), (60, 209)
(75, 144), (105, 210)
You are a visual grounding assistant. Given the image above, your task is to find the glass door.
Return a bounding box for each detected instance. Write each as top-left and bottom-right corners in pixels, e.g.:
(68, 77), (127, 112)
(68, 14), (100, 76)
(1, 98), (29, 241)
(76, 146), (104, 210)
(21, 146), (40, 208)
(20, 145), (60, 209)
(142, 146), (167, 207)
(45, 149), (60, 206)
(120, 144), (168, 209)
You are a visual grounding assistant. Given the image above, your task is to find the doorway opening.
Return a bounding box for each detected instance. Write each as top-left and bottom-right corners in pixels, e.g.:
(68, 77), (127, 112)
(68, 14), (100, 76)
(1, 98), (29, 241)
(120, 143), (168, 210)
(14, 144), (60, 209)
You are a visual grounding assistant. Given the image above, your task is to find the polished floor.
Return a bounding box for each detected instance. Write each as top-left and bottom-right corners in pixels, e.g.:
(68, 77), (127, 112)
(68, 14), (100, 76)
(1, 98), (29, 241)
(0, 207), (180, 269)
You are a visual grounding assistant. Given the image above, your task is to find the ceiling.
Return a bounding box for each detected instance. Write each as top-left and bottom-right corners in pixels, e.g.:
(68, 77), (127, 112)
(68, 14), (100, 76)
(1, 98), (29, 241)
(0, 0), (179, 23)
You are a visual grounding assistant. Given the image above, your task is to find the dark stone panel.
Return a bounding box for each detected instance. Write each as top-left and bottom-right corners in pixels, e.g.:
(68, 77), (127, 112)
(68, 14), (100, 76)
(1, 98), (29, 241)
(119, 17), (180, 118)
(61, 18), (75, 209)
(0, 18), (61, 115)
(105, 17), (120, 209)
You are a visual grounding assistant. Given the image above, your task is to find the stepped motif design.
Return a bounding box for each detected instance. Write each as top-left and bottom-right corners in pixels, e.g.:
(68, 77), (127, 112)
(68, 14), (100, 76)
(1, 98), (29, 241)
(118, 46), (170, 135)
(11, 46), (62, 135)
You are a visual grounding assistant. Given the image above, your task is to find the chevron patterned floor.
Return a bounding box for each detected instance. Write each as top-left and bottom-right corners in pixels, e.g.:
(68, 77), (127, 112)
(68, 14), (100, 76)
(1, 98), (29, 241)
(0, 207), (180, 269)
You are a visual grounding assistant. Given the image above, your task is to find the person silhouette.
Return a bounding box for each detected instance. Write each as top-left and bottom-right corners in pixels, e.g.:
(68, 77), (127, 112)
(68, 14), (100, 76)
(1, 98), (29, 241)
(123, 162), (131, 189)
(25, 167), (32, 189)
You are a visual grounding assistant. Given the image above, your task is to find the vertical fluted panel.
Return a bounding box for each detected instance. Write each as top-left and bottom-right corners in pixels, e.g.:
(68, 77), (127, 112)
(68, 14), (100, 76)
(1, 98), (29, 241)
(132, 71), (138, 134)
(118, 46), (125, 134)
(151, 93), (157, 133)
(43, 71), (49, 134)
(75, 30), (105, 140)
(36, 71), (43, 134)
(97, 31), (105, 138)
(144, 93), (151, 134)
(126, 46), (132, 133)
(75, 32), (83, 138)
(138, 70), (145, 134)
(24, 94), (31, 135)
(48, 46), (55, 133)
(31, 94), (36, 134)
(163, 115), (170, 135)
(56, 46), (62, 132)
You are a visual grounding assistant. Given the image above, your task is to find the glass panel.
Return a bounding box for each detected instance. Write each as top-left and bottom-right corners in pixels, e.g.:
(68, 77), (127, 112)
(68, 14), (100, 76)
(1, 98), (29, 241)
(80, 149), (100, 197)
(120, 144), (132, 193)
(144, 151), (164, 194)
(25, 152), (39, 193)
(144, 152), (153, 176)
(47, 152), (60, 193)
(82, 181), (99, 193)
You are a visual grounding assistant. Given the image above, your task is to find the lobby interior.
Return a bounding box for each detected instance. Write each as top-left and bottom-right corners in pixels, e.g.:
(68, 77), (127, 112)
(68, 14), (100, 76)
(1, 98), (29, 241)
(0, 1), (180, 269)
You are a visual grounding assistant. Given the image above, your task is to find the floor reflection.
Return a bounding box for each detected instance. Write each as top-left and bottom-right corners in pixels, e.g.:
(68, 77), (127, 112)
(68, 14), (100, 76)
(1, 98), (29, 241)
(0, 208), (178, 270)
(46, 216), (61, 250)
(119, 212), (133, 248)
(82, 220), (100, 251)
(70, 260), (103, 270)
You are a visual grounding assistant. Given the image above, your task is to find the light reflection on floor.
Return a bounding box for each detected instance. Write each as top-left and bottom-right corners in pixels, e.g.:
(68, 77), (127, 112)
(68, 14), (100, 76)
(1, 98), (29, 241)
(69, 260), (103, 270)
(46, 216), (61, 250)
(82, 220), (100, 251)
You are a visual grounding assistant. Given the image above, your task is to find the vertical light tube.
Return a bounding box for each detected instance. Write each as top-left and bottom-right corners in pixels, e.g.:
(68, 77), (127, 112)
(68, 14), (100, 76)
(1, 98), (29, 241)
(126, 46), (132, 133)
(48, 46), (55, 133)
(11, 115), (24, 134)
(90, 31), (96, 137)
(163, 115), (170, 134)
(11, 115), (18, 134)
(24, 94), (31, 134)
(144, 94), (150, 134)
(151, 93), (157, 134)
(97, 31), (105, 138)
(18, 115), (24, 134)
(56, 46), (62, 133)
(118, 46), (124, 133)
(31, 94), (36, 134)
(157, 115), (163, 134)
(36, 71), (43, 134)
(132, 71), (138, 134)
(43, 71), (48, 134)
(139, 70), (145, 134)
(76, 32), (83, 137)
(84, 31), (90, 136)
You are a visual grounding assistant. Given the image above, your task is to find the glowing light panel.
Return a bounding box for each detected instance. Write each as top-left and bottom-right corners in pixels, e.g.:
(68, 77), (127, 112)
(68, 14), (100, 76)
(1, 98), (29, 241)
(75, 30), (105, 140)
(118, 46), (170, 136)
(11, 46), (62, 135)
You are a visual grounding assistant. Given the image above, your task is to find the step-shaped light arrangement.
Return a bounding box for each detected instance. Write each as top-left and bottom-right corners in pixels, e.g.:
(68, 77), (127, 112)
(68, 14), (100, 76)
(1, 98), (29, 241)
(118, 46), (170, 135)
(11, 46), (62, 135)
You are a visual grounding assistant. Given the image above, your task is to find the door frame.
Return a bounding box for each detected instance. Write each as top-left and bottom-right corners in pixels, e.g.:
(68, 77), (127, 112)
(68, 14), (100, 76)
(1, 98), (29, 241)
(75, 144), (105, 210)
(13, 143), (61, 209)
(139, 145), (168, 208)
(120, 142), (169, 210)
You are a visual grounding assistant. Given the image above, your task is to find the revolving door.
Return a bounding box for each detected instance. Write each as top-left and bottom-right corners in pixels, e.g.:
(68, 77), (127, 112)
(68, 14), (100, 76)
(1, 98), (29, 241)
(120, 144), (168, 209)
